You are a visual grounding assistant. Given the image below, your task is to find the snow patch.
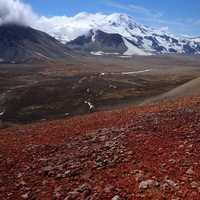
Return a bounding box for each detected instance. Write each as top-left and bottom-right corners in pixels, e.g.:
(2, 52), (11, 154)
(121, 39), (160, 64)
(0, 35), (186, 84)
(91, 51), (120, 56)
(0, 111), (4, 116)
(91, 30), (96, 42)
(84, 101), (94, 110)
(123, 38), (151, 56)
(91, 51), (104, 56)
(121, 69), (151, 75)
(35, 52), (51, 60)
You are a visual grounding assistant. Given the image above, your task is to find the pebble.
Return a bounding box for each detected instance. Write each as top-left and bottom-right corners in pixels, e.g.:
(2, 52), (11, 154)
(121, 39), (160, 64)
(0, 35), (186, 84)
(133, 170), (144, 182)
(64, 191), (79, 200)
(186, 167), (194, 175)
(76, 183), (91, 193)
(21, 192), (30, 199)
(139, 179), (158, 190)
(112, 195), (120, 200)
(190, 181), (199, 188)
(161, 177), (178, 190)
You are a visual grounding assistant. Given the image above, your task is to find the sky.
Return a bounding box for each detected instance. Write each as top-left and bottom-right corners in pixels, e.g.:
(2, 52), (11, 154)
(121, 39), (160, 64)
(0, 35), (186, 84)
(4, 0), (200, 36)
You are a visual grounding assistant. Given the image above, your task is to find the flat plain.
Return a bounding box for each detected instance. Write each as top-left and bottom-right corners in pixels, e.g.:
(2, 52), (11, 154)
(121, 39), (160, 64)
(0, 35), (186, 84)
(0, 55), (200, 125)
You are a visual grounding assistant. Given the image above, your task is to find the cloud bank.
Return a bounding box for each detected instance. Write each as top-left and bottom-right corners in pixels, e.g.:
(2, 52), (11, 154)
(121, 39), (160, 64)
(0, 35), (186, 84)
(0, 0), (38, 26)
(0, 0), (199, 37)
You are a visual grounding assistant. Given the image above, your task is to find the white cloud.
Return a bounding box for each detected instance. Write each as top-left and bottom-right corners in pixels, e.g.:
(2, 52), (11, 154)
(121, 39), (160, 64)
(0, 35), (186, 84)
(159, 26), (169, 32)
(0, 0), (38, 26)
(0, 0), (199, 37)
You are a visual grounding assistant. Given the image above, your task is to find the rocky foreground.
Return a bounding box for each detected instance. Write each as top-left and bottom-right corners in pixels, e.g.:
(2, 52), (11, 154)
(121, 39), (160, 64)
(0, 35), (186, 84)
(1, 97), (200, 200)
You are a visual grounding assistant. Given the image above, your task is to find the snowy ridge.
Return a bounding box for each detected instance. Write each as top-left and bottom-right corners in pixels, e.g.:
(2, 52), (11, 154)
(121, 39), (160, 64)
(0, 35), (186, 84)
(35, 12), (200, 56)
(122, 38), (152, 56)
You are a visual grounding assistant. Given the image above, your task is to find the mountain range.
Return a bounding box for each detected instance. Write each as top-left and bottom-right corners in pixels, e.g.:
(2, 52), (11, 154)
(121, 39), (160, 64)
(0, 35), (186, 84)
(0, 12), (200, 62)
(39, 12), (200, 56)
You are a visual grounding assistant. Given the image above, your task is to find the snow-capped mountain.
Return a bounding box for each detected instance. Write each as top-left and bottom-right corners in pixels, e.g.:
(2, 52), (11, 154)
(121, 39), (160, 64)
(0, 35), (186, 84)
(66, 29), (151, 56)
(36, 12), (200, 56)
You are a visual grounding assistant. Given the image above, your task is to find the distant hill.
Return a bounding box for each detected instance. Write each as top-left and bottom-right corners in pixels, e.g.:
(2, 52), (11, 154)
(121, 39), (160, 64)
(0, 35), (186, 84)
(142, 77), (200, 104)
(0, 24), (70, 63)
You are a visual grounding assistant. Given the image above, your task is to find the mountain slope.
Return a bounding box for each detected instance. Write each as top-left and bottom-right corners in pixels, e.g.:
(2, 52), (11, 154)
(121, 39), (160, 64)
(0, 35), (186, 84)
(66, 29), (127, 54)
(0, 24), (70, 63)
(66, 29), (152, 56)
(142, 77), (200, 104)
(38, 12), (200, 56)
(1, 96), (200, 199)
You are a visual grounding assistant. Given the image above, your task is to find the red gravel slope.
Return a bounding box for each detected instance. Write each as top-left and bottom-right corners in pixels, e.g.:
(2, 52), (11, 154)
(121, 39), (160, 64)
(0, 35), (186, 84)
(1, 96), (200, 200)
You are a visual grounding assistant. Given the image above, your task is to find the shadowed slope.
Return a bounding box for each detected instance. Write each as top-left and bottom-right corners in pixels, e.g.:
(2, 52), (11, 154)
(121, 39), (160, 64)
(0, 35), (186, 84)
(0, 24), (70, 62)
(142, 77), (200, 104)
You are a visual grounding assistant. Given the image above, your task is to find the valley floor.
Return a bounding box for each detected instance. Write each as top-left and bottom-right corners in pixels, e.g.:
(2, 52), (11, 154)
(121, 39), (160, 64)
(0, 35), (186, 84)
(1, 55), (200, 125)
(1, 96), (200, 199)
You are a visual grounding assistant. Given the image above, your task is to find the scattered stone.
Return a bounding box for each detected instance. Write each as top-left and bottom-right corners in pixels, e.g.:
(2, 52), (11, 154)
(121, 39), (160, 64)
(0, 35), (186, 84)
(179, 144), (184, 149)
(20, 180), (27, 186)
(43, 166), (53, 174)
(42, 180), (48, 185)
(162, 177), (178, 190)
(56, 173), (63, 179)
(112, 195), (120, 200)
(17, 173), (23, 178)
(99, 135), (107, 142)
(133, 170), (144, 182)
(186, 167), (194, 176)
(76, 183), (91, 193)
(2, 96), (200, 199)
(139, 179), (158, 190)
(64, 191), (79, 200)
(53, 192), (62, 199)
(104, 185), (114, 193)
(169, 159), (176, 164)
(21, 193), (29, 199)
(190, 181), (199, 189)
(188, 144), (193, 148)
(64, 170), (71, 176)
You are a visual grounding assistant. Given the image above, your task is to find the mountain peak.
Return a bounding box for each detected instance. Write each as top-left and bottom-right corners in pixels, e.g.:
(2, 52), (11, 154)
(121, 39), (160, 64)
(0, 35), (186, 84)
(74, 12), (93, 19)
(104, 13), (134, 28)
(73, 12), (106, 21)
(107, 13), (130, 20)
(32, 12), (200, 56)
(106, 13), (132, 22)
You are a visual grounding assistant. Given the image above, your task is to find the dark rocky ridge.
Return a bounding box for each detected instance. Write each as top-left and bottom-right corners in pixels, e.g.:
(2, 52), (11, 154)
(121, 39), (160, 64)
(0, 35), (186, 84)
(0, 24), (70, 63)
(66, 29), (127, 54)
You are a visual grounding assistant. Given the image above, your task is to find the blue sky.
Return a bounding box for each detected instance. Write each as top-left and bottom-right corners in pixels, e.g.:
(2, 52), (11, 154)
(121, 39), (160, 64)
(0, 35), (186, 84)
(25, 0), (200, 36)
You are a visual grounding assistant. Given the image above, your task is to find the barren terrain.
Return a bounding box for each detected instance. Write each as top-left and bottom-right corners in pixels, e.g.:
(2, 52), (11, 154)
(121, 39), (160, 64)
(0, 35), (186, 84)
(1, 55), (200, 200)
(0, 55), (200, 125)
(1, 96), (200, 199)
